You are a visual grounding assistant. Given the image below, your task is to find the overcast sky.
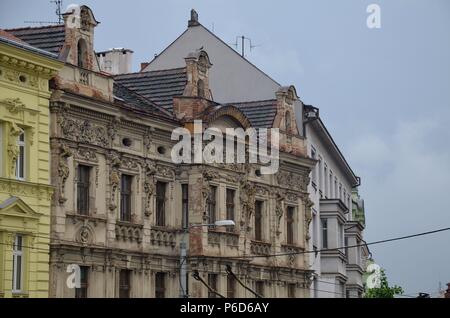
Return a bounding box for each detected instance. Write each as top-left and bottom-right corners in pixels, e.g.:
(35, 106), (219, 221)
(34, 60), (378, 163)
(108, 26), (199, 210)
(1, 0), (449, 296)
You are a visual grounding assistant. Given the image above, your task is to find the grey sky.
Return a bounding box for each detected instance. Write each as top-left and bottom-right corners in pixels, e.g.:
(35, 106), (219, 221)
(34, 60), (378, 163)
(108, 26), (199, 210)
(1, 0), (449, 296)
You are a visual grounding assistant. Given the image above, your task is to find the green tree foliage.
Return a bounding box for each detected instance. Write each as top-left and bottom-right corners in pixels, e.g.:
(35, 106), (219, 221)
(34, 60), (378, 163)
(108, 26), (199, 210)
(364, 269), (404, 298)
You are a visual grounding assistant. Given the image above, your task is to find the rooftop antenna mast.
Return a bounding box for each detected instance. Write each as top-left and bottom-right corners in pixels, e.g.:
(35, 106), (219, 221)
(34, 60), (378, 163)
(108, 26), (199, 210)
(24, 0), (63, 25)
(230, 35), (259, 58)
(51, 0), (63, 24)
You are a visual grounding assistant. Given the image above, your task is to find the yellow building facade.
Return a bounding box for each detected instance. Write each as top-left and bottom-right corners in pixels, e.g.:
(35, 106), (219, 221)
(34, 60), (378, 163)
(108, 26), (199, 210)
(0, 33), (62, 297)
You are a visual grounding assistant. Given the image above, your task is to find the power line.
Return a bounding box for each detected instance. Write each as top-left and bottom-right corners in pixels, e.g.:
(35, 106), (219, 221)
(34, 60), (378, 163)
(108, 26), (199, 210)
(226, 264), (262, 298)
(228, 226), (450, 259)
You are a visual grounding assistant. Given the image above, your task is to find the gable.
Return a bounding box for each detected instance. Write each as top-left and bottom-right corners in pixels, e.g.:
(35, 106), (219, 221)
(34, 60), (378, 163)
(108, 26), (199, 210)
(0, 196), (41, 220)
(144, 25), (280, 103)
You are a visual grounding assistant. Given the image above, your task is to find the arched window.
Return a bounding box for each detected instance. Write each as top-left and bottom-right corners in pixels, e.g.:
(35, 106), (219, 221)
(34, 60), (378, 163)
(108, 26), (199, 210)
(285, 110), (291, 132)
(197, 79), (205, 98)
(77, 39), (87, 68)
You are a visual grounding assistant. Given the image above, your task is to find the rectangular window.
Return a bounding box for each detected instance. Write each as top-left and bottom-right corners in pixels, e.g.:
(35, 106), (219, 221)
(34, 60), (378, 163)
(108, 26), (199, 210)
(77, 165), (90, 215)
(155, 272), (166, 298)
(255, 281), (264, 297)
(156, 182), (166, 226)
(181, 184), (189, 229)
(75, 266), (89, 298)
(288, 283), (296, 298)
(321, 219), (328, 249)
(254, 201), (263, 241)
(226, 189), (235, 232)
(334, 179), (338, 199)
(318, 157), (323, 193)
(12, 235), (23, 293)
(339, 183), (342, 200)
(311, 148), (317, 187)
(227, 276), (235, 298)
(16, 130), (25, 180)
(120, 174), (132, 222)
(208, 273), (218, 298)
(208, 186), (217, 225)
(119, 269), (131, 298)
(286, 206), (295, 245)
(329, 172), (333, 197)
(344, 236), (349, 258)
(324, 165), (328, 198)
(312, 211), (318, 249)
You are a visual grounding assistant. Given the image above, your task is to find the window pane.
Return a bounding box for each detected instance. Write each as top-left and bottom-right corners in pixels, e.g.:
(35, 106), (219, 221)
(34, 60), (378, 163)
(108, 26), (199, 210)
(120, 175), (132, 221)
(156, 182), (166, 226)
(254, 201), (263, 241)
(119, 270), (130, 298)
(182, 184), (189, 229)
(322, 219), (328, 248)
(226, 189), (235, 232)
(77, 165), (90, 215)
(208, 274), (217, 298)
(286, 207), (294, 244)
(208, 186), (216, 224)
(155, 272), (165, 298)
(227, 276), (235, 298)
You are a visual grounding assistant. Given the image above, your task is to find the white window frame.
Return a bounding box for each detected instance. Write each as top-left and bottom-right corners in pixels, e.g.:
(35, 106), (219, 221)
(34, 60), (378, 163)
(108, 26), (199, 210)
(12, 234), (24, 293)
(16, 129), (25, 180)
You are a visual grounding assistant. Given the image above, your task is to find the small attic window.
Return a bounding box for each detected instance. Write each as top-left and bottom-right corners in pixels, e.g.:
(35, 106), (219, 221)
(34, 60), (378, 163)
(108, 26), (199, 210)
(197, 79), (205, 98)
(77, 39), (88, 68)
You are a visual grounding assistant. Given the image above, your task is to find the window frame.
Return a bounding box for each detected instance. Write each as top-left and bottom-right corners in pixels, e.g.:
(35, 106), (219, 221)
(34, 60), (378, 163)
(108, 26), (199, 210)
(75, 266), (89, 298)
(208, 273), (218, 298)
(156, 181), (167, 226)
(12, 234), (24, 293)
(181, 184), (189, 229)
(119, 269), (131, 298)
(208, 185), (217, 225)
(16, 128), (25, 180)
(120, 174), (133, 222)
(155, 272), (166, 298)
(225, 188), (235, 232)
(286, 206), (295, 245)
(321, 218), (328, 249)
(76, 165), (91, 215)
(254, 200), (263, 241)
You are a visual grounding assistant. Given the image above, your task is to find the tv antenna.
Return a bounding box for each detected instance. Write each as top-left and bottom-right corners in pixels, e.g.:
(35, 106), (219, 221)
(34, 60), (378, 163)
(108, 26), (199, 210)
(230, 35), (260, 57)
(24, 0), (63, 25)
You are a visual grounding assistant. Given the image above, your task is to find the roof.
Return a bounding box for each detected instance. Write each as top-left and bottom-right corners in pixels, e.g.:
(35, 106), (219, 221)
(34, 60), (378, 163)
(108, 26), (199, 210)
(304, 105), (360, 187)
(0, 29), (59, 59)
(114, 68), (187, 112)
(4, 25), (66, 55)
(113, 82), (174, 119)
(224, 99), (278, 129)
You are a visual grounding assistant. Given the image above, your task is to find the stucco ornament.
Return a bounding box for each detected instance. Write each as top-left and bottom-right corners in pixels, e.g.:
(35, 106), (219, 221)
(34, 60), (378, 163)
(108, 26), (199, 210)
(302, 194), (314, 241)
(58, 143), (72, 204)
(239, 165), (256, 229)
(2, 97), (26, 114)
(7, 122), (22, 175)
(143, 160), (157, 217)
(108, 152), (122, 211)
(275, 190), (286, 236)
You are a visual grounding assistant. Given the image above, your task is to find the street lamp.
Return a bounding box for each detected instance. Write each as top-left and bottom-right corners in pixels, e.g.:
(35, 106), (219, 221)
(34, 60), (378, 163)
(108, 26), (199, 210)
(180, 219), (235, 298)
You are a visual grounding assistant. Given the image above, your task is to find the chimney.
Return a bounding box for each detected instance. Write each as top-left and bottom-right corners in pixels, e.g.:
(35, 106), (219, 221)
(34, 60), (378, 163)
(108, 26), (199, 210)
(140, 62), (150, 71)
(96, 48), (134, 75)
(188, 9), (200, 27)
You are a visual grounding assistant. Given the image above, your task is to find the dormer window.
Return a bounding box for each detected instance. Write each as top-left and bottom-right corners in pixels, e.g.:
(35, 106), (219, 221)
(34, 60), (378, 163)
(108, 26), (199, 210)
(77, 39), (87, 68)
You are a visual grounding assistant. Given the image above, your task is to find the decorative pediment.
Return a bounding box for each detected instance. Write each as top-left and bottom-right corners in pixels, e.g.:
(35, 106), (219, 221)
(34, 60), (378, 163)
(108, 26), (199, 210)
(0, 196), (42, 220)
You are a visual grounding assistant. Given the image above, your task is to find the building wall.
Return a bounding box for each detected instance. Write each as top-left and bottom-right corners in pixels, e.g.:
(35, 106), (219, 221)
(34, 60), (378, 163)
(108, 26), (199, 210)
(144, 24), (280, 104)
(0, 41), (62, 298)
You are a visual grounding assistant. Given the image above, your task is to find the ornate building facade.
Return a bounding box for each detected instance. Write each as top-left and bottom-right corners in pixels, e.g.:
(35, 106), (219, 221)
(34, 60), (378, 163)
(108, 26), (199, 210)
(7, 6), (316, 297)
(0, 31), (63, 297)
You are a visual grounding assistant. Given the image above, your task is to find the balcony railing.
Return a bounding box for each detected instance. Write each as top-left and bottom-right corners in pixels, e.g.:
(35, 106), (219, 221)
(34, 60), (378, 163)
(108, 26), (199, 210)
(115, 222), (143, 243)
(250, 240), (272, 255)
(150, 227), (176, 248)
(79, 69), (90, 85)
(208, 230), (239, 248)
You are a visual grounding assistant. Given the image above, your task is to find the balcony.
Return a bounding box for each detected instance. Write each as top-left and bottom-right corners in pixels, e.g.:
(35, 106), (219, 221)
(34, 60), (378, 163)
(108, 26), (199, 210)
(250, 240), (272, 255)
(150, 226), (176, 248)
(115, 222), (143, 243)
(208, 230), (239, 248)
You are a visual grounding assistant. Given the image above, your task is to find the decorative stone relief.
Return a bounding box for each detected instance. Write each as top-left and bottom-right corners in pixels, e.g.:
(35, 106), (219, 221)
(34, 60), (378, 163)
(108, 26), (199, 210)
(7, 122), (21, 175)
(143, 127), (154, 153)
(58, 114), (109, 147)
(1, 97), (26, 114)
(121, 156), (140, 172)
(108, 151), (121, 211)
(74, 147), (98, 162)
(143, 160), (156, 217)
(277, 170), (308, 192)
(58, 144), (72, 204)
(76, 225), (94, 245)
(275, 191), (285, 237)
(239, 166), (256, 228)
